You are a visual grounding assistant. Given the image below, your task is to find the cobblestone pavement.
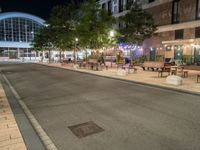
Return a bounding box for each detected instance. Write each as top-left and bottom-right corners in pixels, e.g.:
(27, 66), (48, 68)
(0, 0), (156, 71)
(0, 83), (27, 150)
(43, 62), (200, 94)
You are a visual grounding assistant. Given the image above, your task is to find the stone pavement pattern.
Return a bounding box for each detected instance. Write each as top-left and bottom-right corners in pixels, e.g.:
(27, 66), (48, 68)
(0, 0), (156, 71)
(44, 63), (200, 94)
(0, 83), (26, 150)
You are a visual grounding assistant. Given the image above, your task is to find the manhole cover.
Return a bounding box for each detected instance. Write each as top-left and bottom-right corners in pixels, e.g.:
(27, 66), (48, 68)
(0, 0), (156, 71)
(68, 121), (104, 138)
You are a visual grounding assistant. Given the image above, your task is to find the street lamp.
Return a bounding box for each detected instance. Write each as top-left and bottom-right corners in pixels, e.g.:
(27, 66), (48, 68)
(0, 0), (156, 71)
(109, 30), (115, 67)
(74, 37), (79, 63)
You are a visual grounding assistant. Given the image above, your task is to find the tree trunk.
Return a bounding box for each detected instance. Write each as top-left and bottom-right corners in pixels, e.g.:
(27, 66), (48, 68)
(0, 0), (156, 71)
(41, 50), (44, 62)
(85, 49), (88, 63)
(59, 49), (62, 63)
(73, 48), (76, 64)
(48, 49), (51, 63)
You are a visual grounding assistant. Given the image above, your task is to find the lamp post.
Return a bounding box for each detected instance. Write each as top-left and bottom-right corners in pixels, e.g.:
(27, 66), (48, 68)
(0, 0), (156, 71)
(74, 38), (79, 64)
(109, 30), (115, 67)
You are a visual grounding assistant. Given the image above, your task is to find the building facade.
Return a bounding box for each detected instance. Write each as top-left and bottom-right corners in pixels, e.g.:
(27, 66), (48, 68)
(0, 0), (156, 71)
(0, 12), (45, 61)
(98, 0), (200, 65)
(142, 0), (200, 65)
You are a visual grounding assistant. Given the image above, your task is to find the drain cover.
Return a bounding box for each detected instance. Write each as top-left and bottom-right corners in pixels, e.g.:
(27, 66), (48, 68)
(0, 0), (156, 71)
(68, 121), (104, 138)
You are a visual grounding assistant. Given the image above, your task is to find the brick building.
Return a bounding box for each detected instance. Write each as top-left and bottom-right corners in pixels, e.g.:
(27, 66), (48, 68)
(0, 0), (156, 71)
(142, 0), (200, 65)
(98, 0), (200, 65)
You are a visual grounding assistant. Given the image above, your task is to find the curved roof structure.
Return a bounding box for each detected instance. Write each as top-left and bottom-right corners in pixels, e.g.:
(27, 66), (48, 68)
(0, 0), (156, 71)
(0, 12), (45, 25)
(0, 12), (46, 49)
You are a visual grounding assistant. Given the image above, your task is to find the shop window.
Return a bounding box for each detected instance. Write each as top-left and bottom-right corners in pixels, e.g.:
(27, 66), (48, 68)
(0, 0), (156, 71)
(195, 27), (200, 38)
(175, 29), (184, 40)
(172, 0), (180, 24)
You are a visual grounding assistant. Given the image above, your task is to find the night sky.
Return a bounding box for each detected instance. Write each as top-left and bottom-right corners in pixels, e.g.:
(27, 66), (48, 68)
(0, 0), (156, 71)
(0, 0), (69, 19)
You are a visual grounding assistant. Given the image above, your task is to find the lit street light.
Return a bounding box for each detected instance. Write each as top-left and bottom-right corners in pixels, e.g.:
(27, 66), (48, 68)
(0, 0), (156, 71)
(109, 30), (115, 67)
(74, 37), (79, 64)
(109, 30), (115, 38)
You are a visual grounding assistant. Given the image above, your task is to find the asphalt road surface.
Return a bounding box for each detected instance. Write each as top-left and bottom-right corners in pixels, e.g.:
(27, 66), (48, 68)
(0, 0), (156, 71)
(1, 63), (200, 150)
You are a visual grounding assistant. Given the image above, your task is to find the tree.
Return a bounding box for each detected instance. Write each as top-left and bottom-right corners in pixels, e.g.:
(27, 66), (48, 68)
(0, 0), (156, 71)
(47, 2), (80, 62)
(32, 27), (53, 62)
(119, 1), (157, 45)
(77, 0), (117, 56)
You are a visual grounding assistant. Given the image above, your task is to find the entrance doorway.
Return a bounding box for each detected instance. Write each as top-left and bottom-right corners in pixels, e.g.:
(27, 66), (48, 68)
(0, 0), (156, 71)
(9, 50), (18, 59)
(194, 47), (200, 65)
(174, 45), (183, 60)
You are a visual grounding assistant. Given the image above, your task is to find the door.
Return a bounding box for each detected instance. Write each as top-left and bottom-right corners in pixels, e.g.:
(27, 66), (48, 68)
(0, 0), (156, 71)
(9, 50), (17, 59)
(194, 47), (200, 65)
(174, 45), (183, 60)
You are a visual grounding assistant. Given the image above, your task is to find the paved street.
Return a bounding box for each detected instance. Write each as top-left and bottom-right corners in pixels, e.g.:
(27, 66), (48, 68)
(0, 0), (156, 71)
(1, 63), (200, 150)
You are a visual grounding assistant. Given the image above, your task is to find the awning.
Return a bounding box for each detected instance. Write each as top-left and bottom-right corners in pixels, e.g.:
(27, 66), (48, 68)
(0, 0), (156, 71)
(162, 38), (200, 45)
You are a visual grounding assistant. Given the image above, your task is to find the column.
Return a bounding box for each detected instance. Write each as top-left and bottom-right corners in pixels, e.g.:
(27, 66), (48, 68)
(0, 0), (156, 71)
(17, 48), (20, 59)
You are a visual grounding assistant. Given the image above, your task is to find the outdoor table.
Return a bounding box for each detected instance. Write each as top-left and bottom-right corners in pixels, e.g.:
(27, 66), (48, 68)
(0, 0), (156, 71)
(170, 66), (188, 78)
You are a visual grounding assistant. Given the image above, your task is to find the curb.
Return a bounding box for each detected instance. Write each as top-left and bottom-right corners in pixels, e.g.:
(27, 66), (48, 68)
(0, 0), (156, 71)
(38, 63), (200, 97)
(0, 82), (27, 150)
(1, 73), (58, 150)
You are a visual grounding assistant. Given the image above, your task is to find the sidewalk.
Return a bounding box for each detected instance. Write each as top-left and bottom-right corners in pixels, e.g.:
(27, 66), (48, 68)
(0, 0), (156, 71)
(40, 62), (200, 94)
(0, 83), (27, 150)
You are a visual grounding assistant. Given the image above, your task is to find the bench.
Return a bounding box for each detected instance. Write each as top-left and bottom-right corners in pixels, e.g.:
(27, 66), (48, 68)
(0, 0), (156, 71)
(61, 59), (71, 65)
(142, 61), (164, 71)
(171, 66), (189, 78)
(158, 69), (170, 77)
(88, 59), (99, 70)
(78, 61), (87, 68)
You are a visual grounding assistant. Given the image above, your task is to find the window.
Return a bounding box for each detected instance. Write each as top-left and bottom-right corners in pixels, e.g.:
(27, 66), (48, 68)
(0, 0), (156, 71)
(195, 27), (200, 38)
(102, 3), (106, 10)
(108, 1), (112, 15)
(113, 0), (117, 4)
(196, 0), (200, 19)
(114, 6), (118, 13)
(172, 0), (180, 24)
(126, 0), (133, 10)
(149, 0), (155, 3)
(119, 0), (124, 13)
(175, 29), (184, 40)
(0, 17), (42, 42)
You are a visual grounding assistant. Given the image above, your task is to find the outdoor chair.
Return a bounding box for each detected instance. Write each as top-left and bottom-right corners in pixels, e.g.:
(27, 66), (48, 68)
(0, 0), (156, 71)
(122, 64), (137, 74)
(177, 67), (189, 78)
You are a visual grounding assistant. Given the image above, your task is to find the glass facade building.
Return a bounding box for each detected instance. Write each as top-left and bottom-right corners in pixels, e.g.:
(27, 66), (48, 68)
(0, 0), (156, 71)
(0, 12), (45, 59)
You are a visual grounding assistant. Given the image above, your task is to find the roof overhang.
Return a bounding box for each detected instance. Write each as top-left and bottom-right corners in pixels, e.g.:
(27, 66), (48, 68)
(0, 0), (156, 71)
(162, 38), (200, 45)
(0, 41), (32, 48)
(0, 12), (45, 25)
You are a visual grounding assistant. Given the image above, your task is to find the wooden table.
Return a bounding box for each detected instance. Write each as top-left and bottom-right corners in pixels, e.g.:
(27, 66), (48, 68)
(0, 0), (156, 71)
(170, 66), (188, 78)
